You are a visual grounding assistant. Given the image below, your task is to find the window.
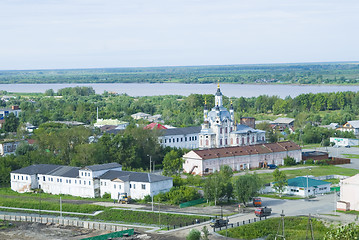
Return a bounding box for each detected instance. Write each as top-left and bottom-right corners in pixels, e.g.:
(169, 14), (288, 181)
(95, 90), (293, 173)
(220, 128), (222, 134)
(185, 137), (187, 141)
(60, 179), (62, 183)
(101, 182), (103, 186)
(119, 185), (121, 189)
(181, 138), (183, 142)
(79, 180), (81, 184)
(84, 181), (86, 185)
(85, 172), (87, 177)
(75, 180), (77, 184)
(69, 180), (71, 184)
(81, 172), (83, 176)
(134, 184), (136, 189)
(89, 181), (91, 185)
(130, 184), (132, 188)
(51, 178), (53, 182)
(104, 182), (106, 186)
(114, 185), (116, 189)
(22, 176), (23, 180)
(48, 177), (50, 181)
(66, 179), (68, 183)
(26, 176), (28, 180)
(164, 139), (167, 143)
(195, 136), (197, 140)
(43, 176), (45, 181)
(57, 178), (59, 182)
(13, 175), (15, 180)
(177, 138), (179, 142)
(142, 184), (146, 190)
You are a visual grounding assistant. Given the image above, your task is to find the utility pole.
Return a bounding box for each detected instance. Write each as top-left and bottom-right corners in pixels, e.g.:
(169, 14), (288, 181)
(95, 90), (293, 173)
(151, 192), (154, 212)
(275, 210), (285, 240)
(158, 197), (161, 228)
(60, 196), (62, 218)
(306, 213), (314, 240)
(147, 155), (152, 173)
(334, 189), (337, 215)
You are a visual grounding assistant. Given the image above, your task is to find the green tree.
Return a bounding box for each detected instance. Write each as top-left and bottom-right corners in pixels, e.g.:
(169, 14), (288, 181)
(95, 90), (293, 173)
(272, 169), (287, 197)
(186, 229), (201, 240)
(162, 149), (184, 176)
(232, 173), (262, 206)
(219, 165), (233, 202)
(284, 156), (296, 166)
(4, 113), (19, 132)
(201, 226), (210, 240)
(203, 172), (222, 205)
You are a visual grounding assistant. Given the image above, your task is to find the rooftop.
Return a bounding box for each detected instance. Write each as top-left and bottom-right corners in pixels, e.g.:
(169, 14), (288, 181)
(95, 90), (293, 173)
(12, 164), (61, 175)
(100, 170), (172, 183)
(287, 177), (330, 188)
(83, 162), (122, 171)
(162, 126), (201, 136)
(188, 141), (301, 160)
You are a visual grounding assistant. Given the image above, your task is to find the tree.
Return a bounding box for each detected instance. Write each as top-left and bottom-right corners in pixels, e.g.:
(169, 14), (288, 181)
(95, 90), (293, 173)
(186, 229), (201, 240)
(3, 113), (19, 132)
(201, 226), (210, 240)
(324, 223), (359, 240)
(203, 172), (222, 205)
(272, 169), (287, 197)
(162, 149), (184, 176)
(219, 165), (233, 202)
(284, 156), (296, 166)
(232, 173), (262, 206)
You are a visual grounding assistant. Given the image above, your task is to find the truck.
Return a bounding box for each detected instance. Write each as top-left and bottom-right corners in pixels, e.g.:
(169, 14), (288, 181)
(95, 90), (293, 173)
(210, 218), (229, 228)
(252, 197), (262, 207)
(255, 207), (272, 217)
(118, 193), (131, 204)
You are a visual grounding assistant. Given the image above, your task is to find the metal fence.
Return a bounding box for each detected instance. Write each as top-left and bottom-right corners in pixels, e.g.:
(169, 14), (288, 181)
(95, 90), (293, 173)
(212, 216), (268, 232)
(179, 198), (207, 208)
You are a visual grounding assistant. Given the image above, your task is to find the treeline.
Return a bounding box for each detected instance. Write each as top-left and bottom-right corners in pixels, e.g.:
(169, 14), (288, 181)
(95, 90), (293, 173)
(0, 62), (359, 84)
(2, 87), (359, 128)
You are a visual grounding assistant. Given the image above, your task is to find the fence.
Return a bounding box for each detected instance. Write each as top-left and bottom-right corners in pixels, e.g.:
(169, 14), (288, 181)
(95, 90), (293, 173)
(179, 198), (206, 208)
(212, 216), (267, 232)
(0, 214), (130, 232)
(80, 229), (134, 240)
(162, 216), (212, 230)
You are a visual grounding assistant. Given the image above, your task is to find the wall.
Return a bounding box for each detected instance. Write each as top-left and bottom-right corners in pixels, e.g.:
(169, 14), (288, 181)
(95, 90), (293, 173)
(0, 214), (131, 232)
(340, 180), (359, 211)
(10, 173), (33, 193)
(160, 133), (199, 149)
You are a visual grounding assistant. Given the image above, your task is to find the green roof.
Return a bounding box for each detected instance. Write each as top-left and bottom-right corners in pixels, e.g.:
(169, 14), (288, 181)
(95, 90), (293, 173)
(287, 177), (330, 188)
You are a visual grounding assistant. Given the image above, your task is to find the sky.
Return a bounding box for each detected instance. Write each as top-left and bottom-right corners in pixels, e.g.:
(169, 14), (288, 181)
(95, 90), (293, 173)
(0, 0), (358, 70)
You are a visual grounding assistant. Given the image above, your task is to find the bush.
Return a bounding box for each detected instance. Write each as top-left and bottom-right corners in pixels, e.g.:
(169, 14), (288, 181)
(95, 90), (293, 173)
(153, 186), (200, 205)
(186, 229), (201, 240)
(102, 192), (111, 199)
(284, 156), (296, 166)
(143, 195), (151, 203)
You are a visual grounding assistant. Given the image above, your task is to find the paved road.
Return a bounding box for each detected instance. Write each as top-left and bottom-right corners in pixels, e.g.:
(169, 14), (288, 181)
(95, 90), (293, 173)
(233, 165), (317, 176)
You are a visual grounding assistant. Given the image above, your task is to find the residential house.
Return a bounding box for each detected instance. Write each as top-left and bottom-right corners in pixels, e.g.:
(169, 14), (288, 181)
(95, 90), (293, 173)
(337, 120), (359, 136)
(279, 176), (331, 197)
(0, 140), (21, 156)
(0, 105), (21, 119)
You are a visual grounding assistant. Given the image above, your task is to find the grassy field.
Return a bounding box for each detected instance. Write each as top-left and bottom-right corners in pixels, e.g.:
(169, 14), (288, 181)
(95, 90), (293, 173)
(257, 165), (359, 184)
(88, 208), (210, 226)
(218, 216), (329, 240)
(259, 194), (303, 200)
(342, 154), (359, 159)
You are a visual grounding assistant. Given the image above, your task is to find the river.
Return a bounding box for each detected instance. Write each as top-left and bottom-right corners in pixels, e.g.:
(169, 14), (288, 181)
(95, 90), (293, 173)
(1, 83), (359, 98)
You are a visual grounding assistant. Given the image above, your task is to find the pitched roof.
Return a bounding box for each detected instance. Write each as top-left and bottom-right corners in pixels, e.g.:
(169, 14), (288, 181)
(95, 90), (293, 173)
(232, 124), (265, 134)
(46, 166), (80, 178)
(287, 177), (330, 188)
(274, 118), (295, 124)
(12, 164), (61, 175)
(162, 126), (201, 136)
(83, 162), (122, 171)
(188, 141), (300, 160)
(144, 122), (167, 130)
(347, 120), (359, 129)
(100, 170), (172, 183)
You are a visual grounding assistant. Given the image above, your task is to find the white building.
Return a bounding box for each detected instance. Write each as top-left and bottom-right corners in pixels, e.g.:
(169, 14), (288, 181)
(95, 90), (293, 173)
(100, 170), (173, 199)
(131, 112), (151, 120)
(330, 137), (359, 147)
(0, 140), (21, 156)
(94, 119), (129, 130)
(199, 85), (265, 149)
(280, 177), (331, 197)
(0, 105), (21, 119)
(337, 174), (359, 211)
(159, 126), (201, 149)
(337, 120), (359, 136)
(11, 163), (172, 200)
(183, 141), (302, 175)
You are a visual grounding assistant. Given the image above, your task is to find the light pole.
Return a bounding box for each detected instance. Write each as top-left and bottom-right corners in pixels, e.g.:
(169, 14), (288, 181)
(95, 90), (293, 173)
(306, 168), (311, 199)
(147, 155), (152, 173)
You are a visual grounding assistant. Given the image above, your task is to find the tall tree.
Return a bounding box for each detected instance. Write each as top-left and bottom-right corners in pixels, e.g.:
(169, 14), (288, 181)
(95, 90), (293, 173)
(162, 149), (184, 176)
(4, 113), (19, 132)
(233, 173), (262, 206)
(272, 169), (287, 197)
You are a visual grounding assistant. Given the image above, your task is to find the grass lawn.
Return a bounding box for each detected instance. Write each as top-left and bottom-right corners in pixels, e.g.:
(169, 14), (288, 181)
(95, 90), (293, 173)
(302, 143), (322, 149)
(218, 216), (329, 240)
(342, 154), (359, 159)
(88, 208), (210, 226)
(257, 165), (359, 184)
(324, 178), (340, 184)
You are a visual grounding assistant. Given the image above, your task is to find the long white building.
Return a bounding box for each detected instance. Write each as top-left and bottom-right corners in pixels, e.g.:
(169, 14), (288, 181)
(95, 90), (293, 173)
(11, 163), (172, 199)
(183, 141), (302, 175)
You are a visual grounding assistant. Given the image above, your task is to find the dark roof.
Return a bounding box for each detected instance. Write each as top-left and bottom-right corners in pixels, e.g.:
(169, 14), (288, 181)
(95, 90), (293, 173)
(191, 141), (301, 160)
(162, 126), (201, 136)
(83, 162), (122, 171)
(46, 166), (80, 178)
(12, 164), (61, 175)
(100, 170), (172, 183)
(302, 151), (328, 157)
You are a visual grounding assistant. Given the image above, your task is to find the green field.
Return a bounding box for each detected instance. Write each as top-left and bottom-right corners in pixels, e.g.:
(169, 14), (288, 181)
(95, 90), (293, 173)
(218, 216), (329, 240)
(342, 154), (359, 159)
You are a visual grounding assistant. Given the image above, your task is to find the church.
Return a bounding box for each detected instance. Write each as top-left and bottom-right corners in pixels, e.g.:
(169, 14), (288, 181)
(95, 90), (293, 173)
(199, 84), (265, 149)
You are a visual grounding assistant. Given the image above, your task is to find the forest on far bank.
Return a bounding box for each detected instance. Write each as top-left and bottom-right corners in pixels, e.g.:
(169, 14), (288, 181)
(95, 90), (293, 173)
(0, 62), (359, 84)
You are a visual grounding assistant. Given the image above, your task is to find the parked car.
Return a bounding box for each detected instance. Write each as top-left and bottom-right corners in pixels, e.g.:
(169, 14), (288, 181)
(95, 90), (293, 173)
(267, 164), (277, 169)
(345, 145), (351, 148)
